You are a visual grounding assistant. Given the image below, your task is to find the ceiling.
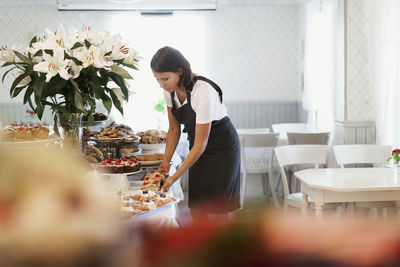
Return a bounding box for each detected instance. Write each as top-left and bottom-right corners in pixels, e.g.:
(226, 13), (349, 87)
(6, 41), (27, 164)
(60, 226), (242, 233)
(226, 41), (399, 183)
(1, 0), (310, 5)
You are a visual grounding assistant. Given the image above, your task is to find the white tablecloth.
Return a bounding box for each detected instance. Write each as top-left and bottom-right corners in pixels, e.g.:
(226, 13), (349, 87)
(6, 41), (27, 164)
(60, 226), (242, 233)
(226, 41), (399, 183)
(88, 157), (185, 228)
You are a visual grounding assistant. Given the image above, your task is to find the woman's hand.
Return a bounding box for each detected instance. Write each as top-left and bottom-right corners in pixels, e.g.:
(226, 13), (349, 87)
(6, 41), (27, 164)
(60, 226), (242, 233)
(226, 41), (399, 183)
(161, 176), (176, 192)
(157, 160), (171, 175)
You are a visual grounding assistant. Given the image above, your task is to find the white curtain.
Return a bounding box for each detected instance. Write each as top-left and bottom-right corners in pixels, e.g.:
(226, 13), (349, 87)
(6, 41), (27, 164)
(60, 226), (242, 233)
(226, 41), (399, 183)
(302, 0), (336, 132)
(369, 0), (400, 147)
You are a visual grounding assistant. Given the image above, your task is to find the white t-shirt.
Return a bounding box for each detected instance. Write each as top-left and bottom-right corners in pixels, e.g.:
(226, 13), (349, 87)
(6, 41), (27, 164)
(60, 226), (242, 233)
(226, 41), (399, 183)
(163, 79), (228, 124)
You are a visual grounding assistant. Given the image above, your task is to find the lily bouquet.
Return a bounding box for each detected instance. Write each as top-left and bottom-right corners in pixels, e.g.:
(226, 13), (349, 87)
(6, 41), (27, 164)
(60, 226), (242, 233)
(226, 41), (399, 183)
(0, 25), (140, 122)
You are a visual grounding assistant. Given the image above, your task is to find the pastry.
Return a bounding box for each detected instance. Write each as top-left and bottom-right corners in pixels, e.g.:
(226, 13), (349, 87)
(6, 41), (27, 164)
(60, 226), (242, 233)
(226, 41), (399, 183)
(1, 123), (51, 141)
(141, 171), (166, 192)
(96, 158), (141, 174)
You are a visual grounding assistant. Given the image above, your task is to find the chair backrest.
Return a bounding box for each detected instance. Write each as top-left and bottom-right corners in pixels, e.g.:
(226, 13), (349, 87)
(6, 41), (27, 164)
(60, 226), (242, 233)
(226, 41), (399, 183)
(271, 123), (308, 139)
(236, 128), (270, 135)
(274, 145), (327, 198)
(287, 132), (330, 145)
(333, 144), (392, 167)
(239, 132), (279, 172)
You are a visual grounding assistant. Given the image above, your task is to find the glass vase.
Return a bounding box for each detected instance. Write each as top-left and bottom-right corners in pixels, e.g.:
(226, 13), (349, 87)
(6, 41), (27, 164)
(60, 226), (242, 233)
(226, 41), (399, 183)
(394, 164), (400, 176)
(55, 112), (83, 151)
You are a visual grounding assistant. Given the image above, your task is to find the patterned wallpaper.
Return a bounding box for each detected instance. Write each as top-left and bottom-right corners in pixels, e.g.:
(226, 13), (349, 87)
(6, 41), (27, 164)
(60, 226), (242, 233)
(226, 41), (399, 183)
(0, 3), (300, 104)
(204, 4), (299, 101)
(345, 0), (374, 121)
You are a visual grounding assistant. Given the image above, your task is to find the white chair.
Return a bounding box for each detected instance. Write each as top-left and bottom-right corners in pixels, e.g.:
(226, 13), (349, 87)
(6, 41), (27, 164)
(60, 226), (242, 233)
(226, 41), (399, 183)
(239, 132), (279, 208)
(271, 123), (309, 141)
(237, 128), (270, 135)
(274, 145), (338, 214)
(333, 144), (392, 168)
(333, 144), (394, 215)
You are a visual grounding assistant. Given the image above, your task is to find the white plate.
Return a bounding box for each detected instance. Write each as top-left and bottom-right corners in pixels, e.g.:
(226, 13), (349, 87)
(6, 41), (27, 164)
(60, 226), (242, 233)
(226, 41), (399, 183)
(127, 197), (180, 219)
(120, 147), (142, 157)
(138, 160), (163, 166)
(138, 143), (166, 150)
(90, 137), (125, 142)
(95, 168), (143, 176)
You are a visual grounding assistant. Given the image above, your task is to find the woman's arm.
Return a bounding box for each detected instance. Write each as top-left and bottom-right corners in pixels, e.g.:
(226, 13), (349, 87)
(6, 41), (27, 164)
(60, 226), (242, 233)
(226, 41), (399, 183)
(158, 107), (180, 174)
(161, 122), (211, 191)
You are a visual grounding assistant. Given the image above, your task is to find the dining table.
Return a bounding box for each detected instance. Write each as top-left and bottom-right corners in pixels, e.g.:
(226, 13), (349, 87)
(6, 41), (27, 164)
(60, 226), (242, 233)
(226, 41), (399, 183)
(294, 167), (400, 219)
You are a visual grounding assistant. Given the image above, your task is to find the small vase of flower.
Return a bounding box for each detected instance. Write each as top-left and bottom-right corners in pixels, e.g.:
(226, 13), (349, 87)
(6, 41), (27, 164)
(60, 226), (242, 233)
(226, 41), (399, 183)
(387, 149), (400, 175)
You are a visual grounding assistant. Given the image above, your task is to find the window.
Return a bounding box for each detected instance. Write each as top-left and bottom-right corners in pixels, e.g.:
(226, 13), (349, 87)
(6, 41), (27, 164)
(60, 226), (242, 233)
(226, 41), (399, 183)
(108, 12), (206, 131)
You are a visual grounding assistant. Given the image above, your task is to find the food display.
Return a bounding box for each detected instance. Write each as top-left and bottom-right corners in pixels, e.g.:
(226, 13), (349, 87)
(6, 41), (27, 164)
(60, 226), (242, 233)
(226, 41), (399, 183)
(92, 122), (139, 141)
(141, 170), (166, 192)
(118, 189), (177, 218)
(137, 129), (167, 144)
(130, 153), (164, 162)
(84, 145), (104, 163)
(1, 123), (52, 141)
(96, 157), (141, 174)
(120, 146), (140, 155)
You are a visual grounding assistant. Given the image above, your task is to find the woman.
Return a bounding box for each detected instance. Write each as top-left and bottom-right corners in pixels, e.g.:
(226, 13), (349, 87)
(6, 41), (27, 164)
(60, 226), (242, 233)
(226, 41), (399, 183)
(151, 46), (240, 216)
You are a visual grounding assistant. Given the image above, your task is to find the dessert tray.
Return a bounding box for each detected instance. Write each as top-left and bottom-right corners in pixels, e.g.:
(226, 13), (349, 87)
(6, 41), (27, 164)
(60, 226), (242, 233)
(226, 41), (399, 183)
(138, 160), (163, 166)
(132, 196), (180, 219)
(119, 189), (180, 219)
(95, 168), (143, 176)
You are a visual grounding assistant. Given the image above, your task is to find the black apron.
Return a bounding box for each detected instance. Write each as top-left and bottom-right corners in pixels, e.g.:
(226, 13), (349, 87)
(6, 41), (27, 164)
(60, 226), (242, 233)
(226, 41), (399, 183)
(171, 76), (240, 213)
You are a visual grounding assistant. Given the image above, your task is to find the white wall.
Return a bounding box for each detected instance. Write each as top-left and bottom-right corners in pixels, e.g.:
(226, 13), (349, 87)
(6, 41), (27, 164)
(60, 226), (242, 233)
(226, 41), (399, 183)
(345, 0), (374, 121)
(0, 2), (300, 104)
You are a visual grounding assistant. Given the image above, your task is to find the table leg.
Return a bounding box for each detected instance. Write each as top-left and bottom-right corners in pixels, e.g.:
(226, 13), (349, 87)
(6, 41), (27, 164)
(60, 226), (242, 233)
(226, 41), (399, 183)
(301, 191), (308, 218)
(314, 205), (323, 219)
(396, 201), (400, 221)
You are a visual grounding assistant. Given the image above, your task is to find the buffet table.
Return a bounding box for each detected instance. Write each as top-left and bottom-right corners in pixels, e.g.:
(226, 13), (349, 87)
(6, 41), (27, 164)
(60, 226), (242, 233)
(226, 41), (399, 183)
(90, 152), (184, 228)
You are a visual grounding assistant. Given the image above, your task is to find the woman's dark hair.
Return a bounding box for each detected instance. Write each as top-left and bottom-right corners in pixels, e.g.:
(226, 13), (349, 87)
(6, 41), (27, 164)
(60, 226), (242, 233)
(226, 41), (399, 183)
(150, 46), (192, 88)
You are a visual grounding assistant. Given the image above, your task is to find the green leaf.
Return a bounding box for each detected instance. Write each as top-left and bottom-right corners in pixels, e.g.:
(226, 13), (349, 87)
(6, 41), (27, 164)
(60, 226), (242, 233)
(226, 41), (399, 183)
(43, 76), (68, 97)
(33, 50), (43, 57)
(23, 84), (35, 104)
(14, 51), (32, 65)
(84, 39), (91, 49)
(102, 98), (112, 113)
(10, 72), (30, 97)
(110, 64), (133, 79)
(27, 95), (35, 111)
(74, 89), (85, 112)
(12, 85), (28, 98)
(29, 36), (37, 48)
(71, 42), (84, 50)
(33, 74), (46, 101)
(108, 72), (129, 100)
(121, 62), (139, 70)
(36, 102), (44, 119)
(43, 49), (53, 56)
(109, 89), (123, 115)
(2, 66), (17, 83)
(1, 62), (13, 68)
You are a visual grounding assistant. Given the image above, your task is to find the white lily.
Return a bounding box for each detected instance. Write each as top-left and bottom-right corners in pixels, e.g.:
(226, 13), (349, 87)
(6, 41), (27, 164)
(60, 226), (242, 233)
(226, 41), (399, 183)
(123, 49), (141, 65)
(74, 46), (112, 69)
(44, 24), (67, 49)
(33, 48), (70, 82)
(14, 71), (32, 86)
(0, 45), (17, 63)
(68, 60), (83, 79)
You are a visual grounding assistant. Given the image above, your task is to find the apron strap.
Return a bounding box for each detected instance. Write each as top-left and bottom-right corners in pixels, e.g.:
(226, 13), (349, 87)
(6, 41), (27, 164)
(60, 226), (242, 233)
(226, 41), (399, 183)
(170, 91), (177, 111)
(192, 76), (223, 103)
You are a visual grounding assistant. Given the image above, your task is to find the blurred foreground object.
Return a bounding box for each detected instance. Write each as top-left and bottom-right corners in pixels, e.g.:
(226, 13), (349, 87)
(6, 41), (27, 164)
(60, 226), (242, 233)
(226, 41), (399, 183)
(139, 210), (400, 267)
(0, 147), (126, 266)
